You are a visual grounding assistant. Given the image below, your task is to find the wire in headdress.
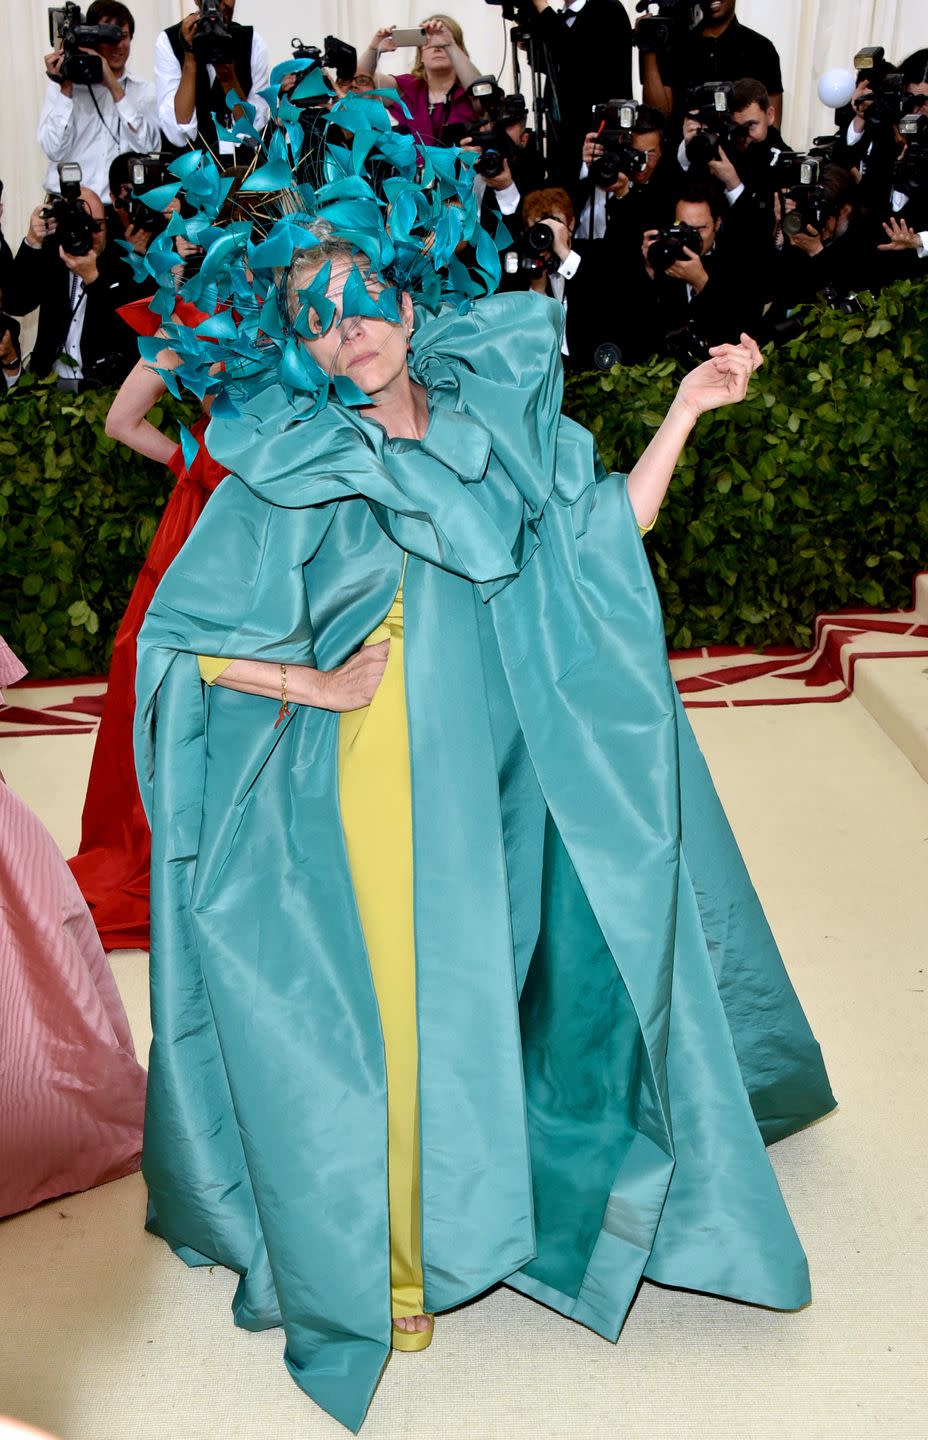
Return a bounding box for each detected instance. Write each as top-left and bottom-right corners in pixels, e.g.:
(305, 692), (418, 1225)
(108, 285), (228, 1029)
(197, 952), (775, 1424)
(121, 59), (509, 421)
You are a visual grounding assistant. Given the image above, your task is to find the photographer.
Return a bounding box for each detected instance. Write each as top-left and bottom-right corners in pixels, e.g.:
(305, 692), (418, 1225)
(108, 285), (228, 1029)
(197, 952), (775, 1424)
(511, 187), (583, 356)
(461, 90), (544, 236)
(3, 180), (150, 387)
(0, 202), (22, 390)
(38, 3), (159, 204)
(106, 151), (156, 255)
(525, 0), (634, 184)
(154, 1), (270, 158)
(358, 18), (482, 148)
(768, 164), (876, 317)
(837, 50), (928, 224)
(638, 178), (764, 358)
(640, 0), (783, 132)
(679, 79), (789, 202)
(565, 106), (676, 367)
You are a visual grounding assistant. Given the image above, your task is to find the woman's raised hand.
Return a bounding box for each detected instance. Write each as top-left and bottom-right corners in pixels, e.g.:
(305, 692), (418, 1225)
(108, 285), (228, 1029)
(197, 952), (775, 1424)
(423, 18), (453, 48)
(675, 334), (763, 419)
(370, 27), (397, 54)
(314, 640), (390, 712)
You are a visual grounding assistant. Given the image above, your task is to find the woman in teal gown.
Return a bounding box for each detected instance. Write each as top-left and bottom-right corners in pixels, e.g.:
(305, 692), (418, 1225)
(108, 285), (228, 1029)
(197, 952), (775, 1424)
(131, 86), (835, 1436)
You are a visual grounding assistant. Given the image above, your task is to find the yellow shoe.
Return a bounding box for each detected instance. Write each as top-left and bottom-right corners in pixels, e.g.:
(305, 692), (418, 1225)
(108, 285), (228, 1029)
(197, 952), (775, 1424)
(391, 1315), (434, 1353)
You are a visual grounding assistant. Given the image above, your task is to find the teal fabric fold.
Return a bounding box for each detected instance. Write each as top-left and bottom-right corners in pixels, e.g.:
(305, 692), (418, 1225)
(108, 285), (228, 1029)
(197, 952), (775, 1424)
(135, 291), (835, 1433)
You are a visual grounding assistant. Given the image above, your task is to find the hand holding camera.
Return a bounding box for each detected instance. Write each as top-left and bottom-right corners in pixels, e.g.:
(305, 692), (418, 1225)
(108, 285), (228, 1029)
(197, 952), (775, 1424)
(27, 205), (58, 250)
(46, 4), (123, 89)
(707, 146), (740, 191)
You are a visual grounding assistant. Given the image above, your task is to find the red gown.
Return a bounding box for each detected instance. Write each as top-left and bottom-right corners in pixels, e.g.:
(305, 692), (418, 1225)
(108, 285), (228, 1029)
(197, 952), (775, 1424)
(68, 303), (227, 950)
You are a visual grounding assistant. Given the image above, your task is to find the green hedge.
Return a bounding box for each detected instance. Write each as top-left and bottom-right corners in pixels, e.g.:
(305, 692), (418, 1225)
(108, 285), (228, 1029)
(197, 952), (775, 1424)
(564, 276), (928, 648)
(0, 383), (194, 676)
(1, 279), (926, 677)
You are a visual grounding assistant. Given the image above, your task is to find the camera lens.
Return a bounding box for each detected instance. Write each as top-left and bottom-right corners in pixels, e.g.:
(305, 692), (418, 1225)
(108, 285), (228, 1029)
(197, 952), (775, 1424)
(526, 222), (554, 253)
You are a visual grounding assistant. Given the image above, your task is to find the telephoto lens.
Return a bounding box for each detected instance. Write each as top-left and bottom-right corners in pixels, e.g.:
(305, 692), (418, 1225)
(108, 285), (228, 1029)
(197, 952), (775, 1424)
(526, 222), (554, 254)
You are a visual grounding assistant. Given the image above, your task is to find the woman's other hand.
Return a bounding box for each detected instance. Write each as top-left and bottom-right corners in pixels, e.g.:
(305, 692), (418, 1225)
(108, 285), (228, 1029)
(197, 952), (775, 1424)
(674, 334), (763, 418)
(369, 26), (397, 54)
(314, 640), (389, 711)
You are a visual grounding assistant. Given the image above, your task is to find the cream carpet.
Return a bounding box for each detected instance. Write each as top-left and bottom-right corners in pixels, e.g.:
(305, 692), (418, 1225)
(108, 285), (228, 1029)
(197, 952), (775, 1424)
(1, 695), (926, 1440)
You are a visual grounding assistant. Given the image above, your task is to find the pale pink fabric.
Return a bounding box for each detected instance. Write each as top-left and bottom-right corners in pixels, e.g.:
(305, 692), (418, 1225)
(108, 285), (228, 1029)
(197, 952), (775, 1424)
(0, 642), (146, 1218)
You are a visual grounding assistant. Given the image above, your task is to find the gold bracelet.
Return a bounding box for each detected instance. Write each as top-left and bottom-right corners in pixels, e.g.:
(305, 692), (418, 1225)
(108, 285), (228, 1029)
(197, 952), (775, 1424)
(274, 662), (291, 729)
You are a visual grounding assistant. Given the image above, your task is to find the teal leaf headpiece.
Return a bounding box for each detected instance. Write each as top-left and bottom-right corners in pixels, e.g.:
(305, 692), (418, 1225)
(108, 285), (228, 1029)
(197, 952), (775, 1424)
(125, 72), (510, 419)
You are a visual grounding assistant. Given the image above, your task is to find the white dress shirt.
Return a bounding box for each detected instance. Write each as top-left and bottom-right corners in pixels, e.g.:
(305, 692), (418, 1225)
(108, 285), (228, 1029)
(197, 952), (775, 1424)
(37, 72), (159, 200)
(153, 29), (270, 153)
(473, 175), (522, 215)
(548, 249), (581, 354)
(563, 0), (588, 25)
(54, 272), (88, 381)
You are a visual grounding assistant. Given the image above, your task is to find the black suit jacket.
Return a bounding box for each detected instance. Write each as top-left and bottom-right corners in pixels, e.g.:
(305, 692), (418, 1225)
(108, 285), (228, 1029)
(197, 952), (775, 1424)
(5, 233), (151, 382)
(532, 0), (634, 183)
(638, 232), (765, 357)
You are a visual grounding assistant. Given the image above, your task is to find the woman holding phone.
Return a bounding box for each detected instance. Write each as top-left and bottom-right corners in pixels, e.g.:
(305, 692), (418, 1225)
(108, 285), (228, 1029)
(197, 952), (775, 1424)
(356, 14), (480, 145)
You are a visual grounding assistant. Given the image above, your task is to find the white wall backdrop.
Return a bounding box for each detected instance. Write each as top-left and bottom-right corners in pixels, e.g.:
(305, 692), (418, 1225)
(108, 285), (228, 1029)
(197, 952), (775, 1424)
(1, 2), (925, 255)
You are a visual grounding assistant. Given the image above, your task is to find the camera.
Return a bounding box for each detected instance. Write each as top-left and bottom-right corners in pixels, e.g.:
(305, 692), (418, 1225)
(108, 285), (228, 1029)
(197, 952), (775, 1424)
(647, 221), (703, 272)
(684, 83), (747, 169)
(588, 99), (648, 187)
(42, 161), (103, 256)
(771, 153), (828, 235)
(191, 0), (235, 67)
(663, 321), (711, 366)
(502, 220), (560, 277)
(819, 283), (864, 316)
(47, 3), (122, 87)
(894, 112), (928, 198)
(462, 77), (527, 176)
(289, 35), (357, 100)
(853, 47), (909, 132)
(126, 156), (171, 238)
(634, 0), (705, 57)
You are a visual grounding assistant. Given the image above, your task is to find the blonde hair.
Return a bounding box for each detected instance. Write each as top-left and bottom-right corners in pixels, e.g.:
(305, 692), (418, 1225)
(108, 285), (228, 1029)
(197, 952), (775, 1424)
(411, 15), (468, 82)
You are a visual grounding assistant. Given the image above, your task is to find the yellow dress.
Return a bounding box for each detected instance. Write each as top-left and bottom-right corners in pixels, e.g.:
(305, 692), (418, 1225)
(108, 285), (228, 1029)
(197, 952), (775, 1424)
(197, 519), (657, 1318)
(198, 582), (424, 1320)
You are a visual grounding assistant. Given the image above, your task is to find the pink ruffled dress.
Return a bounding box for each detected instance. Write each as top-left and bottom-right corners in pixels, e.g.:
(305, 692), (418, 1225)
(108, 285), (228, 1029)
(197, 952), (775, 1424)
(0, 637), (146, 1217)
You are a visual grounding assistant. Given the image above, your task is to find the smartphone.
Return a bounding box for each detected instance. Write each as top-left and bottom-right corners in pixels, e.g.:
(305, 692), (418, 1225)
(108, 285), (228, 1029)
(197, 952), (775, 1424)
(391, 27), (428, 47)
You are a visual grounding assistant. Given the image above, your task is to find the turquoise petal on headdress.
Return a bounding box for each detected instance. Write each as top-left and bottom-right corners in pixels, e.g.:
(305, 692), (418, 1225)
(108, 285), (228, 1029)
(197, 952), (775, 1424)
(341, 263), (387, 321)
(239, 159), (296, 192)
(291, 67), (331, 104)
(196, 311), (239, 341)
(127, 88), (508, 418)
(167, 150), (207, 182)
(269, 56), (315, 87)
(138, 181), (183, 212)
(179, 421), (199, 473)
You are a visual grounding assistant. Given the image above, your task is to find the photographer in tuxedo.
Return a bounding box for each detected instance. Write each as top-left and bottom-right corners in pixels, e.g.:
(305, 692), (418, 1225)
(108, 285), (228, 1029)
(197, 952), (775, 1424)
(4, 182), (150, 387)
(568, 105), (677, 366)
(637, 178), (765, 361)
(525, 0), (634, 184)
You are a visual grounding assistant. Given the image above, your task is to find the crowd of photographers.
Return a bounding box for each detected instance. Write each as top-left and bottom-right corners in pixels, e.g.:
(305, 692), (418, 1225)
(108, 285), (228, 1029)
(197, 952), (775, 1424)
(0, 0), (926, 393)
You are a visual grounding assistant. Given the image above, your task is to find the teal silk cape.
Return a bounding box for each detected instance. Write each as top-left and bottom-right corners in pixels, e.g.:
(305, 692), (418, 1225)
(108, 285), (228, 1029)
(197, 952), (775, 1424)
(134, 294), (836, 1432)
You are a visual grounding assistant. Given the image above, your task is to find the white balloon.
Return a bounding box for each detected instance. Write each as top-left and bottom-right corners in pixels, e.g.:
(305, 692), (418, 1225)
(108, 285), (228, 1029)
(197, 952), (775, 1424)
(818, 68), (856, 110)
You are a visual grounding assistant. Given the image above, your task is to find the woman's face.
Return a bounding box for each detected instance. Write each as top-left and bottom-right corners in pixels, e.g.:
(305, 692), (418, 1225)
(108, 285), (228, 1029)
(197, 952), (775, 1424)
(295, 258), (412, 399)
